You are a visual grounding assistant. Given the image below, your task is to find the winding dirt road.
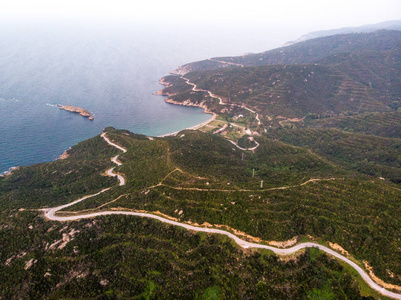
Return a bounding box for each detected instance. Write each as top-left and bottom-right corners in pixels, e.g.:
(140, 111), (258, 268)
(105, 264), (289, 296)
(101, 133), (126, 186)
(181, 76), (261, 127)
(182, 76), (226, 105)
(179, 76), (262, 150)
(227, 138), (260, 151)
(208, 58), (244, 68)
(43, 132), (401, 300)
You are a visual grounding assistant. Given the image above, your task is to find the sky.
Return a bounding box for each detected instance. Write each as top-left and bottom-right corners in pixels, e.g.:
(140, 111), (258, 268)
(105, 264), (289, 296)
(1, 0), (400, 31)
(0, 0), (400, 54)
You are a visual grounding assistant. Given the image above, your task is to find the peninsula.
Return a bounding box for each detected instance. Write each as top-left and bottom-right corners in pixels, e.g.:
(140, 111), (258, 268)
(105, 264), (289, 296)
(58, 105), (94, 120)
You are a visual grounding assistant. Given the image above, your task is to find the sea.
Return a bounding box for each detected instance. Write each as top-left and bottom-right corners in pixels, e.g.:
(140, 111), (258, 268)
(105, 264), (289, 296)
(0, 19), (290, 174)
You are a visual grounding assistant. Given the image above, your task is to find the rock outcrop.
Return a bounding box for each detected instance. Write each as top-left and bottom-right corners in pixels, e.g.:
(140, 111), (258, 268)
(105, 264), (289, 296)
(58, 105), (94, 120)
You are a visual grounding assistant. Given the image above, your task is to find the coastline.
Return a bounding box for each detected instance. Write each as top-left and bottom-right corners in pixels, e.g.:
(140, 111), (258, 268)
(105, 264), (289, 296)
(155, 77), (217, 137)
(57, 148), (71, 160)
(0, 166), (20, 177)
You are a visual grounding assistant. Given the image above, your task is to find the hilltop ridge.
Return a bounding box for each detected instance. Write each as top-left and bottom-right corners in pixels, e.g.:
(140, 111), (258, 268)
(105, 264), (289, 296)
(173, 30), (401, 73)
(286, 19), (401, 45)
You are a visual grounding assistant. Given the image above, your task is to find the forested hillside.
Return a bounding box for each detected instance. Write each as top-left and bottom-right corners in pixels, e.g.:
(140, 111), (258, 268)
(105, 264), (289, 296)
(1, 127), (401, 298)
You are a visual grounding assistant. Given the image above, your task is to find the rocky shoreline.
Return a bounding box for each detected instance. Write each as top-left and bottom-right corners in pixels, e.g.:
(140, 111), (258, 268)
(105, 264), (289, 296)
(155, 77), (213, 114)
(58, 105), (94, 120)
(0, 166), (19, 177)
(57, 148), (71, 160)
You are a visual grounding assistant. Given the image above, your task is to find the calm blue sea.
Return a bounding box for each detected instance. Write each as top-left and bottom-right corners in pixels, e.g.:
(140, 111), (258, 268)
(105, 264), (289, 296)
(0, 19), (285, 173)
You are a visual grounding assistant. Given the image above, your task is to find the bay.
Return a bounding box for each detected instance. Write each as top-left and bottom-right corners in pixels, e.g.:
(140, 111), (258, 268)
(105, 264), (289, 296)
(0, 19), (287, 173)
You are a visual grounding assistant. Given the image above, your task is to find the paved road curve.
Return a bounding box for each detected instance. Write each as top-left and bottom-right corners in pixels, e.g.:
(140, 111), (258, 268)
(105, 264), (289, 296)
(43, 132), (401, 300)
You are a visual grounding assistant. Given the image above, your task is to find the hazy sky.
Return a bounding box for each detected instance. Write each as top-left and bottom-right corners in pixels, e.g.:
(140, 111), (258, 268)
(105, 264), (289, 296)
(1, 0), (400, 54)
(2, 0), (400, 31)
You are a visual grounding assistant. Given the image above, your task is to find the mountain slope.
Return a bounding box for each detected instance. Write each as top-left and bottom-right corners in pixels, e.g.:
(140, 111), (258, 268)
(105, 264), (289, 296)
(2, 128), (401, 298)
(174, 30), (401, 73)
(158, 30), (400, 124)
(170, 64), (390, 119)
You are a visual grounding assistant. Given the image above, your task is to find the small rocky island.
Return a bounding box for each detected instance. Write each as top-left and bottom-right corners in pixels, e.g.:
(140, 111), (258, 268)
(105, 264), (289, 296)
(58, 105), (94, 120)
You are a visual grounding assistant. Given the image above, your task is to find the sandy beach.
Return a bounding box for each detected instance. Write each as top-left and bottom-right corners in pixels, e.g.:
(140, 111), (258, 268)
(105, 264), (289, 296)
(158, 113), (217, 137)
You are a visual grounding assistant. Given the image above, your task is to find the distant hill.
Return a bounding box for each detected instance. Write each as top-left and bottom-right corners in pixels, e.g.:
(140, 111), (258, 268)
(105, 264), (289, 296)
(173, 30), (401, 73)
(285, 20), (401, 46)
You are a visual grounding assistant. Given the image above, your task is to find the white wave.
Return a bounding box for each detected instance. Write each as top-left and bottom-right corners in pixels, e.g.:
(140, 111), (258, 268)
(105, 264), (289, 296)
(0, 97), (21, 102)
(0, 166), (18, 176)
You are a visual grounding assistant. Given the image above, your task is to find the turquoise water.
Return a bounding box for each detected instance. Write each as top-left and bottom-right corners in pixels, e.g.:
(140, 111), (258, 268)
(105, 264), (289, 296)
(0, 20), (282, 173)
